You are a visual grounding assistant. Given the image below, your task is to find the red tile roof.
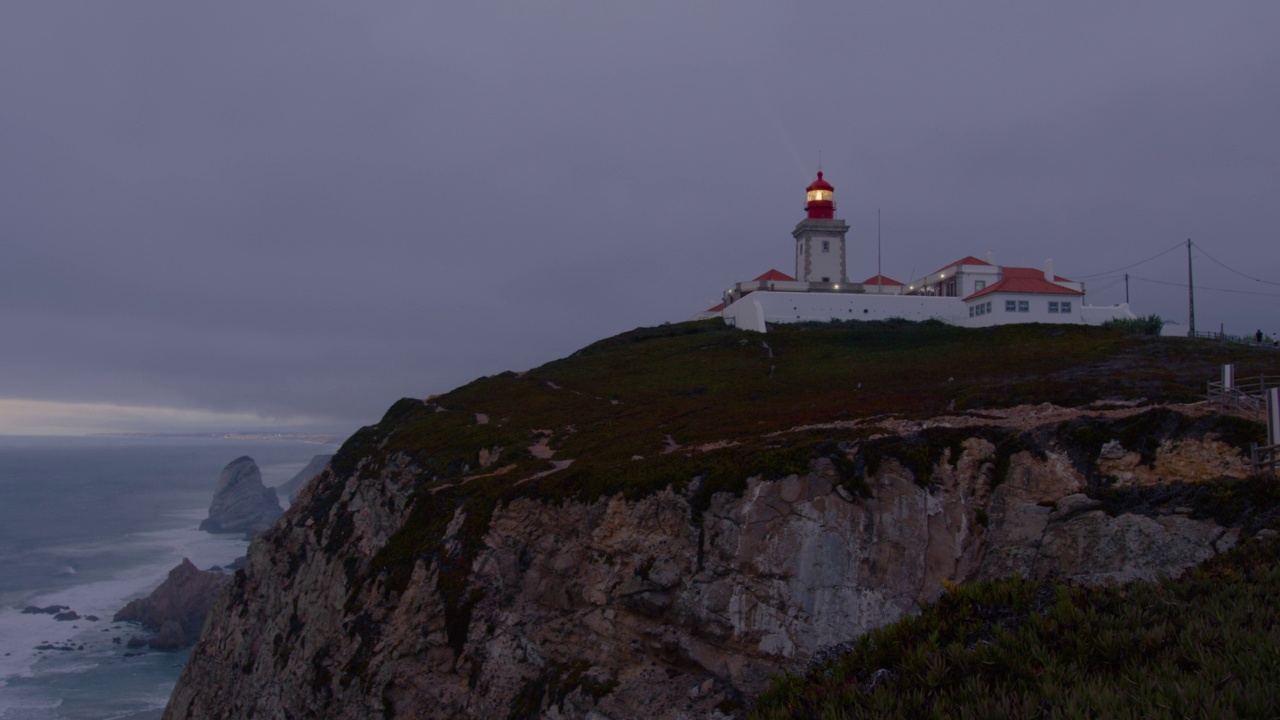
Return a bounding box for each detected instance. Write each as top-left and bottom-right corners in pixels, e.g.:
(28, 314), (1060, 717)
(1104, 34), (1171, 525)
(706, 302), (725, 312)
(754, 269), (796, 282)
(862, 274), (905, 286)
(930, 256), (991, 275)
(964, 275), (1083, 301)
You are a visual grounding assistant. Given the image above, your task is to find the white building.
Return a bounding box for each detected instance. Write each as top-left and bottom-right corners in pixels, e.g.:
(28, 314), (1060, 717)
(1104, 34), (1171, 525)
(710, 172), (1136, 333)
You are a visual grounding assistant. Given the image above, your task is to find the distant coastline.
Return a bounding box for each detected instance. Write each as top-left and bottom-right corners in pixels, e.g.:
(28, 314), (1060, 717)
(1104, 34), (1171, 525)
(89, 432), (348, 445)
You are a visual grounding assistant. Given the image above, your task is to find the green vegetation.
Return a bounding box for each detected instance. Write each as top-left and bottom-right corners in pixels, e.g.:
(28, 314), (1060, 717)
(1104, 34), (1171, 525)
(1102, 314), (1166, 335)
(752, 532), (1280, 719)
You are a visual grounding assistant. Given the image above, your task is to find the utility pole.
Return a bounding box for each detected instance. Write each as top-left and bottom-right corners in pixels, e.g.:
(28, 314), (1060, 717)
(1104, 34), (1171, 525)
(1124, 273), (1129, 304)
(1187, 239), (1195, 337)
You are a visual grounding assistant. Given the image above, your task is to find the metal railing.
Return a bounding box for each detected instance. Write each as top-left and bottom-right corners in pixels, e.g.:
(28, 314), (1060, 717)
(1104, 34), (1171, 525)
(1191, 330), (1280, 349)
(1207, 375), (1274, 419)
(1253, 443), (1279, 477)
(1209, 371), (1280, 476)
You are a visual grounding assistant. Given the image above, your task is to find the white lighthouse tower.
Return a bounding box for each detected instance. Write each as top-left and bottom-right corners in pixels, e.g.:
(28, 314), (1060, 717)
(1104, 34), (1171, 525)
(792, 171), (850, 284)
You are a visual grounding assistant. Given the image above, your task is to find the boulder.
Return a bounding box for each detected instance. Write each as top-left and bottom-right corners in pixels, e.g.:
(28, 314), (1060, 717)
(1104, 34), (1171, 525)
(199, 456), (282, 535)
(114, 558), (232, 651)
(275, 454), (333, 504)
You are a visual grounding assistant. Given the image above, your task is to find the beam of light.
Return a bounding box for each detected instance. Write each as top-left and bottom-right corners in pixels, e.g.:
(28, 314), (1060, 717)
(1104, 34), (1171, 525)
(0, 398), (334, 437)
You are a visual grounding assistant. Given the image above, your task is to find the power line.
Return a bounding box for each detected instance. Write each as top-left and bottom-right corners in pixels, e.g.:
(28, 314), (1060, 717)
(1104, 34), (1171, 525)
(1075, 241), (1185, 279)
(1087, 277), (1125, 295)
(1130, 275), (1280, 298)
(1193, 243), (1280, 286)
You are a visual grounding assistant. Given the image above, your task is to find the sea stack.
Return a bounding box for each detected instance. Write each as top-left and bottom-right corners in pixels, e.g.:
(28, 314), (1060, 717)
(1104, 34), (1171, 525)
(114, 558), (232, 650)
(199, 456), (282, 536)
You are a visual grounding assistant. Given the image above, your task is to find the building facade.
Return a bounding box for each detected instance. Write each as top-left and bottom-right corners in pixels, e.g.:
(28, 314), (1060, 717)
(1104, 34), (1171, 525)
(709, 171), (1136, 333)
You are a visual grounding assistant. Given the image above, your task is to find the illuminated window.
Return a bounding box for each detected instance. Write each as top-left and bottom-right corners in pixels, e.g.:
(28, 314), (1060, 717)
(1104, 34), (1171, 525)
(807, 190), (830, 203)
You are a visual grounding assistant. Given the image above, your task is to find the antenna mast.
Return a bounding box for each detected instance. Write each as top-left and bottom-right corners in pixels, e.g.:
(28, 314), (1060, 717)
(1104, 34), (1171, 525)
(877, 209), (883, 294)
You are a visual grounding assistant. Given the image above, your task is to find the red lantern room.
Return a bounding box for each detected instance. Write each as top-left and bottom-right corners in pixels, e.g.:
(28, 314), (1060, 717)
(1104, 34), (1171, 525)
(805, 171), (835, 219)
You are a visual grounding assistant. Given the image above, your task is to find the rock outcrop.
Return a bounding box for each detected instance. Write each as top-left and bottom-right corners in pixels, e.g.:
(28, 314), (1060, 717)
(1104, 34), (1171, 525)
(199, 456), (282, 535)
(114, 558), (232, 651)
(164, 412), (1253, 719)
(274, 454), (333, 504)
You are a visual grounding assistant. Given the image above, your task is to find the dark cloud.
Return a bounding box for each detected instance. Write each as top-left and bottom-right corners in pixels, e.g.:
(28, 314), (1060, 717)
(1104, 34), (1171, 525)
(2, 2), (1278, 430)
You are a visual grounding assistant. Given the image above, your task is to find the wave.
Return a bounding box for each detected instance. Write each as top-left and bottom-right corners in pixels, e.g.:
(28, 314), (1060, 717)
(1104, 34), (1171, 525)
(0, 521), (247, 705)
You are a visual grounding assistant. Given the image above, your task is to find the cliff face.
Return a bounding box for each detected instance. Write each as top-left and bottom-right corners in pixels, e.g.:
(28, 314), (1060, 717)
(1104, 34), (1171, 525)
(164, 322), (1270, 719)
(166, 410), (1249, 719)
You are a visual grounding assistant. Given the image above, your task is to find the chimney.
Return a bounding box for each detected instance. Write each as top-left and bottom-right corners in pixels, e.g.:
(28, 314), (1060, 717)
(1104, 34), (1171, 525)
(985, 251), (994, 265)
(1044, 258), (1054, 282)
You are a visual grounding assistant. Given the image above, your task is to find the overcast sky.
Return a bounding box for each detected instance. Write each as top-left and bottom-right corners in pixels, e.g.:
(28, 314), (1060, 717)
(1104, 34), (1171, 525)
(2, 2), (1278, 435)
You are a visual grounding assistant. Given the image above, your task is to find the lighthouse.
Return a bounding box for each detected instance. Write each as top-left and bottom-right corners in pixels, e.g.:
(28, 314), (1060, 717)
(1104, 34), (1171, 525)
(792, 171), (850, 284)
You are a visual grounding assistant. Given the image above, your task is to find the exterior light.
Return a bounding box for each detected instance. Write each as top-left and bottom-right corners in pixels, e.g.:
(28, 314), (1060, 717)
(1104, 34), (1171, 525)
(834, 284), (840, 289)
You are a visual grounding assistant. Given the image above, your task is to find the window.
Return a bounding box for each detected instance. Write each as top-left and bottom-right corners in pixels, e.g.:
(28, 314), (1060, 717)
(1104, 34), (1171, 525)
(1048, 301), (1060, 313)
(969, 306), (975, 318)
(1061, 301), (1072, 313)
(1018, 301), (1029, 312)
(1005, 300), (1016, 312)
(822, 277), (830, 282)
(976, 281), (987, 292)
(822, 240), (830, 253)
(985, 302), (992, 314)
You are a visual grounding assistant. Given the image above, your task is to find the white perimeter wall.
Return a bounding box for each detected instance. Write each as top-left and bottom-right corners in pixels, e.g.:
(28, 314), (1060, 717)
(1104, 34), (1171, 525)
(1080, 303), (1138, 325)
(722, 291), (966, 332)
(722, 292), (1137, 333)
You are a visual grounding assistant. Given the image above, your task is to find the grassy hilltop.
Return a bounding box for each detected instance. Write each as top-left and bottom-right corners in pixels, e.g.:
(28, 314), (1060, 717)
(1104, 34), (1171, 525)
(336, 319), (1271, 495)
(316, 319), (1278, 717)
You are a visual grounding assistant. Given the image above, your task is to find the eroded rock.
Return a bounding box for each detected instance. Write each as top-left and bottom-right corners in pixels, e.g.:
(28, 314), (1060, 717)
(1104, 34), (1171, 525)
(199, 456), (282, 535)
(114, 558), (231, 651)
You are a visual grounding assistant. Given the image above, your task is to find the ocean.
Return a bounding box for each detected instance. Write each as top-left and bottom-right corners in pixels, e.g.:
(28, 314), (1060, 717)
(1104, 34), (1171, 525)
(0, 435), (338, 720)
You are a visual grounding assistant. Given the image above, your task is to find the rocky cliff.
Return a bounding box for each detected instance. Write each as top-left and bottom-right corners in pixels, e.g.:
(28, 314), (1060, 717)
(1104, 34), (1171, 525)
(199, 456), (283, 535)
(163, 321), (1272, 719)
(276, 453), (334, 504)
(115, 558), (232, 650)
